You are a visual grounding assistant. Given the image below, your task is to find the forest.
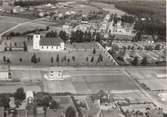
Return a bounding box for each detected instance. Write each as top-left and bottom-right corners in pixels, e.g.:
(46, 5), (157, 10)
(114, 1), (166, 23)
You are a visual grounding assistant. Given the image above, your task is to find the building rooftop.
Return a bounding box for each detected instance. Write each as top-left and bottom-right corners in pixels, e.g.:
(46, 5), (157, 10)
(40, 37), (64, 46)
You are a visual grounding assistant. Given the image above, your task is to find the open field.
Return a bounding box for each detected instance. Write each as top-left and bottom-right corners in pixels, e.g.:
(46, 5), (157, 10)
(55, 2), (100, 15)
(42, 69), (138, 94)
(6, 23), (47, 34)
(127, 68), (167, 107)
(0, 66), (166, 111)
(0, 21), (17, 34)
(139, 79), (167, 91)
(0, 16), (30, 34)
(69, 3), (99, 15)
(0, 67), (144, 94)
(0, 16), (30, 24)
(114, 0), (166, 23)
(0, 16), (49, 37)
(89, 2), (125, 15)
(12, 70), (42, 82)
(128, 69), (167, 91)
(114, 90), (151, 103)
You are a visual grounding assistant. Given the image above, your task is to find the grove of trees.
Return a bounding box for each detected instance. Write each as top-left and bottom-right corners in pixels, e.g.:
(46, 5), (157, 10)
(65, 106), (76, 117)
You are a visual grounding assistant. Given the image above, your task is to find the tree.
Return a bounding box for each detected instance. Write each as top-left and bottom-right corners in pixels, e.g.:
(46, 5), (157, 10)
(42, 96), (50, 117)
(45, 31), (57, 38)
(31, 54), (37, 63)
(14, 42), (17, 47)
(155, 44), (161, 50)
(46, 26), (49, 31)
(145, 45), (153, 51)
(37, 57), (40, 63)
(4, 47), (7, 51)
(67, 58), (70, 63)
(3, 56), (6, 62)
(14, 87), (26, 101)
(93, 48), (96, 54)
(72, 56), (75, 62)
(86, 57), (88, 62)
(122, 46), (126, 56)
(0, 95), (10, 109)
(95, 33), (101, 42)
(23, 41), (27, 51)
(131, 56), (138, 66)
(65, 106), (76, 117)
(9, 42), (12, 51)
(35, 92), (52, 117)
(19, 58), (22, 62)
(141, 56), (148, 65)
(97, 54), (103, 63)
(51, 57), (54, 63)
(56, 54), (59, 62)
(90, 56), (94, 63)
(7, 59), (10, 64)
(59, 31), (68, 42)
(49, 100), (59, 109)
(111, 44), (119, 54)
(15, 99), (22, 108)
(63, 56), (67, 61)
(117, 56), (124, 62)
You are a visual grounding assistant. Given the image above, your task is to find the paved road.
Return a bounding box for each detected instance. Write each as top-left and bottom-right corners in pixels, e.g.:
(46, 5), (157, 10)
(1, 65), (164, 71)
(125, 69), (167, 113)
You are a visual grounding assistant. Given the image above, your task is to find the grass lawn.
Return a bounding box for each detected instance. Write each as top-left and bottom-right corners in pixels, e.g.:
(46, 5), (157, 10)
(0, 21), (17, 34)
(42, 69), (138, 94)
(0, 16), (30, 33)
(0, 42), (116, 66)
(5, 22), (47, 34)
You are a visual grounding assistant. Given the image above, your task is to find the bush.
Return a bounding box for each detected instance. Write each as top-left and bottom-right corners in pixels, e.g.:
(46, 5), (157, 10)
(14, 87), (26, 102)
(93, 48), (96, 54)
(65, 106), (76, 117)
(0, 94), (10, 109)
(49, 100), (60, 109)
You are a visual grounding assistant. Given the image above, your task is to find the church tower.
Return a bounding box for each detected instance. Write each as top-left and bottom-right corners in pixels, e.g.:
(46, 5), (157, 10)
(33, 34), (40, 50)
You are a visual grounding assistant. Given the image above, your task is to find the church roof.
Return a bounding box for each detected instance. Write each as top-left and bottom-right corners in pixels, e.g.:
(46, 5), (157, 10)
(39, 37), (64, 46)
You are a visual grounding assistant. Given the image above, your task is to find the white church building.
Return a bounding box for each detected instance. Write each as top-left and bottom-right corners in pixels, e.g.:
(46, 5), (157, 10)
(33, 34), (65, 51)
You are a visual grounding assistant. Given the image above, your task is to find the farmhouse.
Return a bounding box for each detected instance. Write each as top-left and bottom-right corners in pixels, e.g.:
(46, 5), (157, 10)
(33, 34), (65, 51)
